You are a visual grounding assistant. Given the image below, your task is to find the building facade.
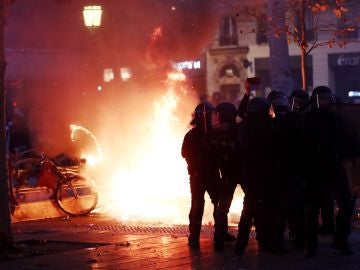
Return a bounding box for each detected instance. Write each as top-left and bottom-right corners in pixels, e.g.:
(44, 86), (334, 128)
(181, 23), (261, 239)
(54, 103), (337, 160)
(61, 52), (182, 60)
(205, 14), (249, 104)
(5, 1), (360, 104)
(205, 0), (360, 103)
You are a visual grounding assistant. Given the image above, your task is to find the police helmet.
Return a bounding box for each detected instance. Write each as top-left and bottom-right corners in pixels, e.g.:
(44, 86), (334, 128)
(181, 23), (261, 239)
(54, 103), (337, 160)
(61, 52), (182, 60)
(247, 97), (271, 113)
(289, 89), (310, 112)
(191, 102), (214, 126)
(215, 102), (237, 123)
(267, 90), (289, 112)
(311, 86), (335, 110)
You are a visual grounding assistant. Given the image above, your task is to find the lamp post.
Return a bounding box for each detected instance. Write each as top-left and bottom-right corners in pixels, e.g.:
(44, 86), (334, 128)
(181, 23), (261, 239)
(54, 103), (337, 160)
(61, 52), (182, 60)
(83, 5), (103, 29)
(83, 4), (103, 87)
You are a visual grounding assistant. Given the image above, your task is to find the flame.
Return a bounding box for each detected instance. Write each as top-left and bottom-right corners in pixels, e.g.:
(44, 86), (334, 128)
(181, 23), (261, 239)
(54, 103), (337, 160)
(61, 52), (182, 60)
(167, 71), (186, 82)
(151, 26), (162, 41)
(73, 70), (243, 225)
(95, 70), (191, 224)
(70, 124), (104, 166)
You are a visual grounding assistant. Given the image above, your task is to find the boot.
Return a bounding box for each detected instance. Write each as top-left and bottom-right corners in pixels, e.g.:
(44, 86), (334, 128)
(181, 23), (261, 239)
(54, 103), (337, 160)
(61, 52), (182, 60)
(188, 220), (201, 248)
(234, 239), (247, 254)
(224, 232), (236, 242)
(188, 236), (200, 248)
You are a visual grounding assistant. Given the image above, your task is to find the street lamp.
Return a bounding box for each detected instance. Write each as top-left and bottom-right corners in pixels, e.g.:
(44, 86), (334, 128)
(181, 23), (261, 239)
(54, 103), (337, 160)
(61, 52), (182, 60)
(83, 5), (103, 28)
(83, 5), (103, 89)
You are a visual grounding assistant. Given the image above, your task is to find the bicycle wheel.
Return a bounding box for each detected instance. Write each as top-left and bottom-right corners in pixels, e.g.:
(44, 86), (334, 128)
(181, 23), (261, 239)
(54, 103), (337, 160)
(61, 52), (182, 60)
(55, 176), (98, 216)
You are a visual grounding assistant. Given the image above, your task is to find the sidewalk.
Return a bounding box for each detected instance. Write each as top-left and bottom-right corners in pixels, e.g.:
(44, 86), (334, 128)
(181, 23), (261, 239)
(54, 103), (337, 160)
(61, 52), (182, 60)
(1, 214), (360, 270)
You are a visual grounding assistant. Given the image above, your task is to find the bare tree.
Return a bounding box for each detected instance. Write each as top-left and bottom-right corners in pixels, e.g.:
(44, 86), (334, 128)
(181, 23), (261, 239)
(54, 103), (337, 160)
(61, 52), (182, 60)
(285, 0), (356, 90)
(238, 0), (359, 91)
(282, 0), (358, 90)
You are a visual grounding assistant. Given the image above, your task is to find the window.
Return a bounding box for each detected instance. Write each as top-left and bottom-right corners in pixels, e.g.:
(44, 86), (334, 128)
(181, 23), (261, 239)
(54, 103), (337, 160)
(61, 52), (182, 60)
(219, 16), (238, 46)
(103, 68), (114, 82)
(120, 67), (132, 81)
(256, 14), (268, 44)
(305, 10), (315, 41)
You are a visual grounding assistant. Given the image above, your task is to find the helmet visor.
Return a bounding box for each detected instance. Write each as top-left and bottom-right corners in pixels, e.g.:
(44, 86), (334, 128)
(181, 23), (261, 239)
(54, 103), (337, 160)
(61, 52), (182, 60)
(316, 94), (335, 109)
(290, 97), (308, 112)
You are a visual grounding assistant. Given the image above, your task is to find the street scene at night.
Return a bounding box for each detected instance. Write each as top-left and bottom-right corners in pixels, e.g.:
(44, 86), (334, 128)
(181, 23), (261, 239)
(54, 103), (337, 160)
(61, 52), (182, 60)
(0, 0), (360, 269)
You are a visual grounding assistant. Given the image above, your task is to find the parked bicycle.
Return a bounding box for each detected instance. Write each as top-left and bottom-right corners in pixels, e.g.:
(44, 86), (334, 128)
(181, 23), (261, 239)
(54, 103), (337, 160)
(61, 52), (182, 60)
(8, 149), (98, 216)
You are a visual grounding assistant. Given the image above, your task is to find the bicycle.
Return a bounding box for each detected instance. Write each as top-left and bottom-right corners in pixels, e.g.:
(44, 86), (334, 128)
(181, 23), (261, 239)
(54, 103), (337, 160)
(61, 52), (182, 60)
(8, 149), (98, 216)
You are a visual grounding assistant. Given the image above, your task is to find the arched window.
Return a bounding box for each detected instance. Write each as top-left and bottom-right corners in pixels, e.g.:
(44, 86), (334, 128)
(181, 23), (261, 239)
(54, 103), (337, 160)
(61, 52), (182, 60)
(219, 64), (240, 78)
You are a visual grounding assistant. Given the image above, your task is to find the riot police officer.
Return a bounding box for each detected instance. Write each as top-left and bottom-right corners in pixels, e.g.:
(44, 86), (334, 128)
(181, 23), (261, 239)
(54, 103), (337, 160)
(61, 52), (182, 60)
(234, 97), (281, 253)
(212, 102), (239, 250)
(302, 86), (356, 257)
(283, 89), (310, 248)
(181, 102), (219, 248)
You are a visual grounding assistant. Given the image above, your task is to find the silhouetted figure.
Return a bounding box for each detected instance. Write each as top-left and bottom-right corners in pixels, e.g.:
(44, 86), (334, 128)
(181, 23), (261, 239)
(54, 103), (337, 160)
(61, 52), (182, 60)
(283, 89), (310, 249)
(301, 86), (356, 257)
(234, 97), (282, 254)
(267, 90), (290, 118)
(237, 81), (251, 120)
(181, 102), (219, 248)
(212, 102), (239, 251)
(264, 90), (291, 253)
(211, 91), (223, 107)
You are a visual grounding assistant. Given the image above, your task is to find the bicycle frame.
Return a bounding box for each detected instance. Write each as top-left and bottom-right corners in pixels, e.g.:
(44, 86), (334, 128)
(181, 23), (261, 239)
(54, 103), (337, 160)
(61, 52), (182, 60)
(8, 149), (98, 216)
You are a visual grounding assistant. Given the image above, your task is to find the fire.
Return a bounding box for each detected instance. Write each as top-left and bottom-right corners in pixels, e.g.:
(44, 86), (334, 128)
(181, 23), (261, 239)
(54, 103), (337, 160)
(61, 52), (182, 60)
(70, 124), (104, 166)
(151, 26), (162, 41)
(72, 70), (243, 225)
(167, 71), (186, 82)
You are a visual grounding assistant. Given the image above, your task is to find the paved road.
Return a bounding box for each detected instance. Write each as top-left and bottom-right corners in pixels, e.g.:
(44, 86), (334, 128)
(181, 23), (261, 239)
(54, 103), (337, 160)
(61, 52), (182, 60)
(1, 214), (360, 270)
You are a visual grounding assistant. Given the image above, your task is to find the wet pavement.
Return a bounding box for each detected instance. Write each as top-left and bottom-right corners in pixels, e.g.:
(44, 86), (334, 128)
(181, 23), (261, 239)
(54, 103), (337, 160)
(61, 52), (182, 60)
(1, 213), (360, 270)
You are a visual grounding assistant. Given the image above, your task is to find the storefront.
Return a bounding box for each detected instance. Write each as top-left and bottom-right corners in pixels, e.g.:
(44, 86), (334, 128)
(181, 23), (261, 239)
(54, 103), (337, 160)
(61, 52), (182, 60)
(328, 53), (360, 102)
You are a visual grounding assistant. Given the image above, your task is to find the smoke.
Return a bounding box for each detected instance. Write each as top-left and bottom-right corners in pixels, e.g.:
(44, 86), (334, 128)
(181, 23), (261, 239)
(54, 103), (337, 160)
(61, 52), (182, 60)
(5, 0), (233, 224)
(5, 0), (221, 154)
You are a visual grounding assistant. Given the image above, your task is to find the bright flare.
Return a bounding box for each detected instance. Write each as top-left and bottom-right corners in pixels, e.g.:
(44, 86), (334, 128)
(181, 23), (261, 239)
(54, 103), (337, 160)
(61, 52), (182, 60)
(70, 124), (104, 166)
(75, 70), (243, 225)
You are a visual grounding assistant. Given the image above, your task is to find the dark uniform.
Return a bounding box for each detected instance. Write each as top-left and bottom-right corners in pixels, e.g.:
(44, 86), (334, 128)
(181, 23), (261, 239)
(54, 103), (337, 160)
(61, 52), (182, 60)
(234, 97), (279, 253)
(283, 89), (310, 248)
(267, 90), (291, 254)
(181, 102), (219, 248)
(302, 86), (356, 257)
(212, 102), (239, 250)
(267, 90), (290, 117)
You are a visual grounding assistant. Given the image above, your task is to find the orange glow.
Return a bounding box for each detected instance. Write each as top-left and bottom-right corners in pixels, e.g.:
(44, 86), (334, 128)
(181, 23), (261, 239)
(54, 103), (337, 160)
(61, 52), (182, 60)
(167, 71), (186, 82)
(120, 67), (132, 81)
(75, 70), (243, 225)
(70, 124), (104, 166)
(151, 26), (162, 41)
